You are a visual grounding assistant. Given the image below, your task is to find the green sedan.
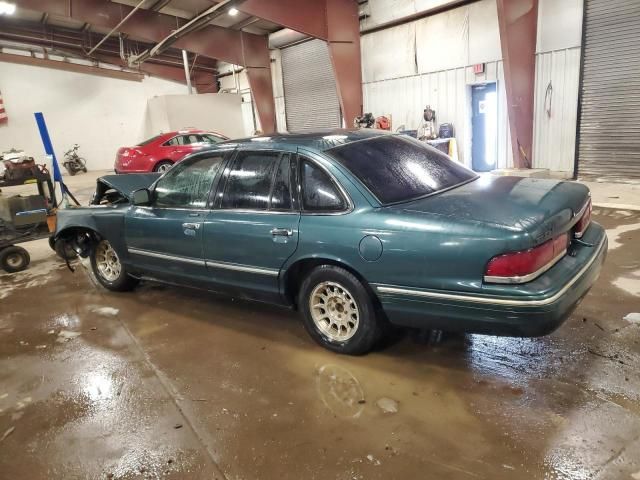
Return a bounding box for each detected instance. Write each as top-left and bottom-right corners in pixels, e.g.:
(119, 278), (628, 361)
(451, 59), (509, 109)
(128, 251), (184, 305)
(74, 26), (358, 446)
(53, 129), (606, 354)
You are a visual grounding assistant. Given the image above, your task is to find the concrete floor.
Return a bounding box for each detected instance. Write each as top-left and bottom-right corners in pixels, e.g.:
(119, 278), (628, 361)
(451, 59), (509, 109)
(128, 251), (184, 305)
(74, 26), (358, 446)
(1, 173), (639, 479)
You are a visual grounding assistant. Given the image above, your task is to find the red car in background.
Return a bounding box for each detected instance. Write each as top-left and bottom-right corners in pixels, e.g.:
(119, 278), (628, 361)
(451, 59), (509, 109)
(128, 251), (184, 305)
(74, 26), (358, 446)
(114, 129), (228, 173)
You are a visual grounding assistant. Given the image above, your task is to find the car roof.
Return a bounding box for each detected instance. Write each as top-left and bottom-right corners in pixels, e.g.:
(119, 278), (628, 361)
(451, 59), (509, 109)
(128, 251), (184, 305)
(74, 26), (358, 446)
(219, 128), (392, 152)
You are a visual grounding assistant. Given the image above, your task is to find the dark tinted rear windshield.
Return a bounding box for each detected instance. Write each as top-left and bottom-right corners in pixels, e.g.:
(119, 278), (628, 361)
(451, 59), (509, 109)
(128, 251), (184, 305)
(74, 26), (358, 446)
(328, 135), (477, 205)
(137, 134), (162, 147)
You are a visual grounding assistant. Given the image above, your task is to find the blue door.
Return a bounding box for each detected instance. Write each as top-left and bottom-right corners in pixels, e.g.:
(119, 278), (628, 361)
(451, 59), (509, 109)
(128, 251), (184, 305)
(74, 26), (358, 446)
(125, 152), (228, 284)
(202, 150), (300, 302)
(471, 82), (498, 172)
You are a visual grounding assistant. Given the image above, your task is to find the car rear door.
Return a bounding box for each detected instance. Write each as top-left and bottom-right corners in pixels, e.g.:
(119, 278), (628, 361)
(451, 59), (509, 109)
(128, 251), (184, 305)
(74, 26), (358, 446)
(202, 147), (300, 302)
(125, 151), (230, 285)
(161, 135), (197, 162)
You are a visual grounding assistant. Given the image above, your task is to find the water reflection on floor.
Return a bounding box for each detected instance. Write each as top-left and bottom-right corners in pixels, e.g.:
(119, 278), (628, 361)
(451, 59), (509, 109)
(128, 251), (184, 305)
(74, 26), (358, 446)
(0, 209), (639, 479)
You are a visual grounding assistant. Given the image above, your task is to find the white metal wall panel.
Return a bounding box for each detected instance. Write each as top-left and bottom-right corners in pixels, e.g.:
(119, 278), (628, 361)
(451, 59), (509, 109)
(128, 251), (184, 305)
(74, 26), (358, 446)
(270, 49), (287, 132)
(275, 97), (287, 133)
(281, 39), (341, 132)
(536, 0), (583, 53)
(361, 0), (460, 29)
(415, 8), (469, 73)
(578, 0), (640, 180)
(533, 48), (581, 173)
(361, 23), (416, 82)
(468, 0), (502, 64)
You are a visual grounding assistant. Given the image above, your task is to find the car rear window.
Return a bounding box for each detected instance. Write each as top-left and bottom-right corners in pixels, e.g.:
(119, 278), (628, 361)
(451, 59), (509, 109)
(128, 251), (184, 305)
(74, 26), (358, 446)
(328, 135), (477, 205)
(137, 134), (163, 146)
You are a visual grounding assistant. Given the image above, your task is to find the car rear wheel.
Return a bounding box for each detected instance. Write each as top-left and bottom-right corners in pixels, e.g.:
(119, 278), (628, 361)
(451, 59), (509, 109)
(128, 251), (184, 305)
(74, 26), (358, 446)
(0, 246), (30, 273)
(90, 239), (138, 291)
(299, 265), (381, 355)
(154, 160), (173, 173)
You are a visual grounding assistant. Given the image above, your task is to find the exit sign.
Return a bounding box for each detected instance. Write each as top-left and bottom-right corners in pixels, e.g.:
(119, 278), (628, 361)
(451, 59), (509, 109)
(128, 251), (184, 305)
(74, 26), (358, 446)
(473, 63), (485, 74)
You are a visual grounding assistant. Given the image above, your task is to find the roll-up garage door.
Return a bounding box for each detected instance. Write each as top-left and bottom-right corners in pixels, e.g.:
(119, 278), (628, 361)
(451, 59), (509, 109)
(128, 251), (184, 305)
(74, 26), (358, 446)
(577, 0), (640, 180)
(281, 39), (341, 133)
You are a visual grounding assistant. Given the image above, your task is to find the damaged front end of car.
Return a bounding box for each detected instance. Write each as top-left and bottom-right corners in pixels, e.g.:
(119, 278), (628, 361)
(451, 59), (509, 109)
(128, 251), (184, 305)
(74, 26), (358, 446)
(49, 173), (159, 269)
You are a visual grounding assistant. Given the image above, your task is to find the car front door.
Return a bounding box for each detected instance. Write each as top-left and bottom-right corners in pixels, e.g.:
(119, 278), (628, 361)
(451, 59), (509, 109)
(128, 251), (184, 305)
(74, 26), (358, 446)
(202, 149), (300, 302)
(125, 151), (229, 284)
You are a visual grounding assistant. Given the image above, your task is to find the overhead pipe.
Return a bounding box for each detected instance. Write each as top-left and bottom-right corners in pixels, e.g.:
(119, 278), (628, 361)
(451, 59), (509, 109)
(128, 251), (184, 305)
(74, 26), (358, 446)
(87, 0), (149, 56)
(0, 31), (217, 74)
(128, 0), (241, 66)
(182, 50), (193, 94)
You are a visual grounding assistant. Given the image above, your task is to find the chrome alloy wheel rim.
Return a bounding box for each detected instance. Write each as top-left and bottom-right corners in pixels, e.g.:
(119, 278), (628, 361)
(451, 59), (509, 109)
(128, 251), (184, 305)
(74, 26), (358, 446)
(95, 240), (121, 282)
(157, 163), (171, 173)
(310, 281), (359, 342)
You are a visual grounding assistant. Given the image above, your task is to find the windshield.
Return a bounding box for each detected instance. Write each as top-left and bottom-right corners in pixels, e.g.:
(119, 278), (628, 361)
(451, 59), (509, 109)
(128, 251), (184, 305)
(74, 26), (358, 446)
(136, 134), (163, 147)
(328, 135), (477, 205)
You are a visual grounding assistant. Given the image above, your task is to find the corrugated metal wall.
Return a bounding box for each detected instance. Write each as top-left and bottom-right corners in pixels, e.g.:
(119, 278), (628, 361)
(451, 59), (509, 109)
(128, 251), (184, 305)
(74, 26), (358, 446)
(533, 47), (581, 174)
(577, 0), (640, 181)
(363, 62), (514, 169)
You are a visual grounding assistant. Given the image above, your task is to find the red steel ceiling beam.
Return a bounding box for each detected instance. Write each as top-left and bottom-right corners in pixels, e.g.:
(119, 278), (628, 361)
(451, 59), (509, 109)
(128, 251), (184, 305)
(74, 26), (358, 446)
(236, 0), (363, 125)
(92, 53), (217, 92)
(0, 20), (215, 91)
(496, 0), (538, 169)
(13, 0), (275, 131)
(0, 51), (144, 81)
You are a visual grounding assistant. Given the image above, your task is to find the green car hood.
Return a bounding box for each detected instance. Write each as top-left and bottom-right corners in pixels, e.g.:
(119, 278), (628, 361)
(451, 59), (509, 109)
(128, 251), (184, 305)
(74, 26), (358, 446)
(97, 173), (160, 200)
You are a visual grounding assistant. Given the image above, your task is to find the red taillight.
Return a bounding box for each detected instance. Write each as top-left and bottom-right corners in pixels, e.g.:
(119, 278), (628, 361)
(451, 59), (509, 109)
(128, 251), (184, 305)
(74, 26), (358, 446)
(574, 198), (592, 238)
(484, 233), (569, 283)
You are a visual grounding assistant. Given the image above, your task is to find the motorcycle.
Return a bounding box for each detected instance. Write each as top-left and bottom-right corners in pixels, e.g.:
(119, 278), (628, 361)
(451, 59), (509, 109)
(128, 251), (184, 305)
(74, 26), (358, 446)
(63, 144), (87, 176)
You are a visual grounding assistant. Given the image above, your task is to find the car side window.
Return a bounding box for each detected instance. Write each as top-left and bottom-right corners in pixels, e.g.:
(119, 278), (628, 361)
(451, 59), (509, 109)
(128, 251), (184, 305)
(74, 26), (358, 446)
(269, 155), (293, 211)
(202, 134), (224, 144)
(153, 154), (225, 209)
(164, 137), (179, 147)
(221, 151), (280, 210)
(300, 159), (346, 212)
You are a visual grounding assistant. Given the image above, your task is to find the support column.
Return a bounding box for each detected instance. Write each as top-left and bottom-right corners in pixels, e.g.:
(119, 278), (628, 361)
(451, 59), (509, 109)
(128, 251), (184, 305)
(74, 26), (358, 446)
(326, 0), (363, 126)
(241, 32), (276, 133)
(237, 0), (362, 128)
(496, 0), (538, 169)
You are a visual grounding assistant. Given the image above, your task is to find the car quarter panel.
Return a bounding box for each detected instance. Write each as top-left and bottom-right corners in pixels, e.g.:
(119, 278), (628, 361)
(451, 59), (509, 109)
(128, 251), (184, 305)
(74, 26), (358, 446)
(373, 223), (607, 335)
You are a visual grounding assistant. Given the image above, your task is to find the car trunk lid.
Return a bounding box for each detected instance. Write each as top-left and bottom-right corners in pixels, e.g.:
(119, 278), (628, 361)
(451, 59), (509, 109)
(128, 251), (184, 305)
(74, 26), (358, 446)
(386, 175), (590, 244)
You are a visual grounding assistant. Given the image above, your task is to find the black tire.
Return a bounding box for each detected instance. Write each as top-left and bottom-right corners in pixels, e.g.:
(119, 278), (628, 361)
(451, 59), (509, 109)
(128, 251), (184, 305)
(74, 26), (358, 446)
(299, 265), (381, 355)
(153, 160), (173, 173)
(0, 246), (30, 273)
(90, 239), (138, 292)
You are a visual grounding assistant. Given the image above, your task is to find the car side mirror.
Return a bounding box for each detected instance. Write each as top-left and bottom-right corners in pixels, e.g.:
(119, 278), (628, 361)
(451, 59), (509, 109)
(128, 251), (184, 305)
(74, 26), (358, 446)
(131, 188), (151, 206)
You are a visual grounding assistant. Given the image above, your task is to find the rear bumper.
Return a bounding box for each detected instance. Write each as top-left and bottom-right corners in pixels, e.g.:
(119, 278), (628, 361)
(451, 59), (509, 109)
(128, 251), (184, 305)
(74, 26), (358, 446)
(374, 223), (608, 336)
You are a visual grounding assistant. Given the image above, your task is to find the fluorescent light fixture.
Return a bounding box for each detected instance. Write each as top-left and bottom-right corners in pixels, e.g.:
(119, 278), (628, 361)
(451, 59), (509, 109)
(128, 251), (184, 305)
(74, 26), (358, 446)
(0, 2), (16, 15)
(228, 7), (239, 16)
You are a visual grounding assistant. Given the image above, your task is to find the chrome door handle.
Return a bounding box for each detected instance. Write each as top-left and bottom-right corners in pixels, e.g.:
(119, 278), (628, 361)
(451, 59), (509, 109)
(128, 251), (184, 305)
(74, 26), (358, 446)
(271, 228), (293, 237)
(182, 222), (201, 230)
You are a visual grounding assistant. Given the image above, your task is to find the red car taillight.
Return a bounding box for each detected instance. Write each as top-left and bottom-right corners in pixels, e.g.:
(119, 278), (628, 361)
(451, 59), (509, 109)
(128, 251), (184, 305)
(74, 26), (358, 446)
(484, 233), (569, 284)
(574, 198), (592, 239)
